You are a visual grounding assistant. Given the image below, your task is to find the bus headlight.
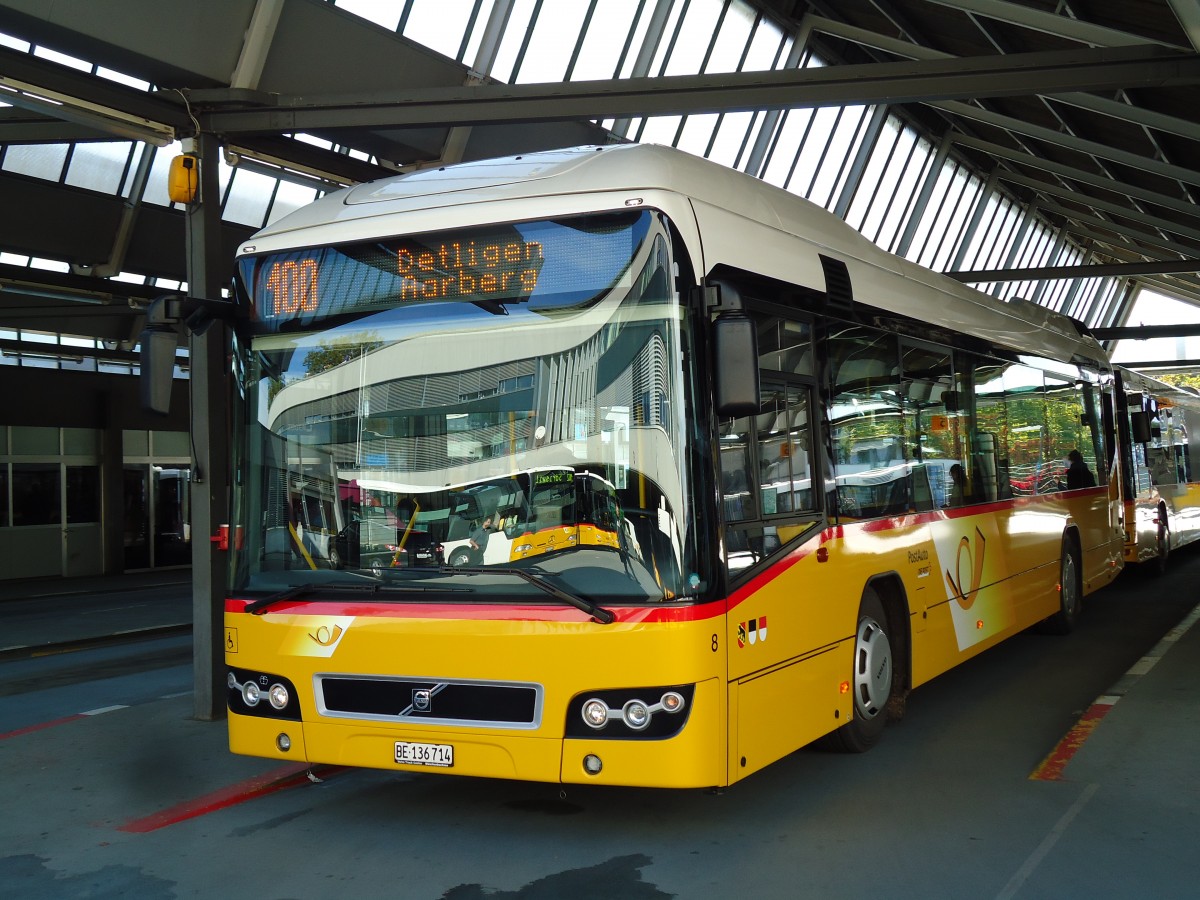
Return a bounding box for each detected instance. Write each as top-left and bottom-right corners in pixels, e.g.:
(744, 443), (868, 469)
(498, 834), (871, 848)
(582, 698), (609, 729)
(269, 683), (290, 710)
(566, 685), (694, 739)
(622, 699), (651, 730)
(227, 668), (302, 721)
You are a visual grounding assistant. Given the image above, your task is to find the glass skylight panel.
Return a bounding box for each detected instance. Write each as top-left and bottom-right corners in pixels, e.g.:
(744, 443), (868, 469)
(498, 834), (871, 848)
(806, 105), (869, 210)
(648, 1), (687, 76)
(707, 110), (757, 167)
(514, 1), (589, 83)
(96, 68), (150, 91)
(742, 17), (787, 71)
(846, 118), (902, 234)
(223, 167), (275, 228)
(335, 0), (403, 31)
(638, 115), (683, 146)
(675, 112), (720, 158)
(921, 167), (979, 271)
(662, 0), (724, 76)
(570, 0), (641, 81)
(29, 257), (69, 274)
(403, 0), (480, 62)
(488, 0), (537, 82)
(760, 109), (811, 188)
(292, 133), (334, 150)
(2, 143), (69, 181)
(617, 2), (655, 78)
(64, 141), (134, 193)
(32, 46), (90, 72)
(0, 32), (31, 51)
(706, 2), (756, 74)
(266, 181), (321, 225)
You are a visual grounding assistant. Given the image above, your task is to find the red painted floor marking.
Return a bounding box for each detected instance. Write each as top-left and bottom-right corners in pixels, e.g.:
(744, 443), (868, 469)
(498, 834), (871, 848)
(0, 714), (86, 741)
(118, 763), (344, 833)
(1029, 701), (1116, 782)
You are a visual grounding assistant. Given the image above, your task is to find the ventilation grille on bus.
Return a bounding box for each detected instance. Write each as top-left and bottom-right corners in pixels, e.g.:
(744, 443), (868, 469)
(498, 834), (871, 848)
(316, 675), (542, 729)
(820, 254), (854, 305)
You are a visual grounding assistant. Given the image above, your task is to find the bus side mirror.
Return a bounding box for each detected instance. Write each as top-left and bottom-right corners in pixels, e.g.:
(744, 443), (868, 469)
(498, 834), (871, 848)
(708, 279), (759, 418)
(1130, 410), (1152, 444)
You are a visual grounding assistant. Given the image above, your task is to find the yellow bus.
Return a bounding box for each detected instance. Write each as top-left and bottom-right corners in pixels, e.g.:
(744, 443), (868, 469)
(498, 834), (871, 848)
(1115, 367), (1200, 572)
(221, 144), (1123, 788)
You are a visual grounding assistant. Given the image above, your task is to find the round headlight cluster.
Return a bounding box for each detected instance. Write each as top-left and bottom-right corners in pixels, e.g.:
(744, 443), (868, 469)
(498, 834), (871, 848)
(580, 690), (686, 731)
(229, 672), (290, 710)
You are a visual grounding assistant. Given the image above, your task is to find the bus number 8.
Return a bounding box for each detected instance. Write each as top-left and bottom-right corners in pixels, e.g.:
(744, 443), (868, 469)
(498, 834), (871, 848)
(266, 259), (319, 316)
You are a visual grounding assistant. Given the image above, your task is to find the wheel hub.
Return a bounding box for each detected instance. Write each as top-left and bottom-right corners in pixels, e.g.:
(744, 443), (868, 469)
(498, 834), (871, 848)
(853, 617), (891, 719)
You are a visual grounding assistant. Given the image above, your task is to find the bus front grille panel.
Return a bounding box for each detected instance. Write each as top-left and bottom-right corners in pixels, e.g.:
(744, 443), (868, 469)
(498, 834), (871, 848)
(317, 676), (541, 728)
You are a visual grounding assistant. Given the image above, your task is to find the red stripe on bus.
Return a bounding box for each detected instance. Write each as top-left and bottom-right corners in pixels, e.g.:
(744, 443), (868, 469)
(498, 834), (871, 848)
(226, 493), (1095, 625)
(225, 596), (729, 624)
(1029, 701), (1115, 781)
(118, 764), (344, 833)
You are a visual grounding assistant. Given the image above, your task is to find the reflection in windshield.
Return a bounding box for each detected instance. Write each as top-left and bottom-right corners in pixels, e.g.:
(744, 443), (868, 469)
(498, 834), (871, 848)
(230, 211), (707, 604)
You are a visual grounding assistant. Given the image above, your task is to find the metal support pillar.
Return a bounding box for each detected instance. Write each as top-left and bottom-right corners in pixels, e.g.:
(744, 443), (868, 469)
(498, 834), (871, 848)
(186, 130), (230, 721)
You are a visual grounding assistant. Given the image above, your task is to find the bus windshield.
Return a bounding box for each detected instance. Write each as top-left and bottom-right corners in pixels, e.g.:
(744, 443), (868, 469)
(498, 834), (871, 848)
(229, 210), (708, 604)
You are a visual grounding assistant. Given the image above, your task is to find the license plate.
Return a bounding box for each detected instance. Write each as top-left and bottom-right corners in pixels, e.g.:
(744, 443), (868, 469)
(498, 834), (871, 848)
(395, 741), (454, 767)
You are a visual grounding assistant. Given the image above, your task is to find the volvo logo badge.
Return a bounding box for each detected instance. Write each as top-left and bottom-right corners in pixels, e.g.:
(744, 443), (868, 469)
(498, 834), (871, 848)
(413, 689), (432, 712)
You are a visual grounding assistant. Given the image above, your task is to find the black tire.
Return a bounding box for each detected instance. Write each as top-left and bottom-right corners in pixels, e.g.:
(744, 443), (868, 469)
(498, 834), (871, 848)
(1043, 540), (1081, 634)
(448, 547), (473, 567)
(823, 588), (893, 753)
(326, 546), (342, 570)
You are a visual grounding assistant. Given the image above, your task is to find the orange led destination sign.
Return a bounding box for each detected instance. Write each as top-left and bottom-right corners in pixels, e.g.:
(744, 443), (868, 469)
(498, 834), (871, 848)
(397, 239), (544, 300)
(259, 237), (545, 320)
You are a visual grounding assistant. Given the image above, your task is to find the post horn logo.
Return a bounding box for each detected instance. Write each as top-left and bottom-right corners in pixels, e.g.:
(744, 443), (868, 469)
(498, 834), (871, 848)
(945, 527), (986, 610)
(308, 623), (344, 646)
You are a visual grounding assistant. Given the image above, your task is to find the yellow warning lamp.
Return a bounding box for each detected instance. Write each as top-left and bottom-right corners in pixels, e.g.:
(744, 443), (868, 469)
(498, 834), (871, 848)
(168, 154), (199, 203)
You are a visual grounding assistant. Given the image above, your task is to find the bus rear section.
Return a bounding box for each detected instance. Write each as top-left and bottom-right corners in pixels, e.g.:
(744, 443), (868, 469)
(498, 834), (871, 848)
(1115, 368), (1200, 571)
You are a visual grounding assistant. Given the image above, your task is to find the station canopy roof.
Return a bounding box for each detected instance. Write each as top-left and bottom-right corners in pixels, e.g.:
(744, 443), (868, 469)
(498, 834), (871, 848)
(1, 0), (1199, 359)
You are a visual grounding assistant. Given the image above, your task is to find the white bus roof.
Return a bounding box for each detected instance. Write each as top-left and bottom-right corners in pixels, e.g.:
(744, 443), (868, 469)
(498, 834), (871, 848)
(245, 143), (1106, 367)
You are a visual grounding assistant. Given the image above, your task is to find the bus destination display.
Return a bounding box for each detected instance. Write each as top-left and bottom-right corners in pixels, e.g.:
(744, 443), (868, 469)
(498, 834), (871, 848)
(254, 235), (546, 322)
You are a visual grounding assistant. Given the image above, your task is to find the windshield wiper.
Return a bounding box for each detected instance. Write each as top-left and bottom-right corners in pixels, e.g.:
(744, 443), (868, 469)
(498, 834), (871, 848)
(245, 581), (380, 615)
(441, 566), (616, 625)
(244, 578), (478, 615)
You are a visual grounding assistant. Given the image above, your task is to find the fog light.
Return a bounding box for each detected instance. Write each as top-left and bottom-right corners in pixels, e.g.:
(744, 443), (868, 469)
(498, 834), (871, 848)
(582, 698), (609, 729)
(242, 681), (261, 706)
(622, 699), (650, 730)
(269, 683), (289, 710)
(583, 754), (603, 775)
(276, 732), (292, 752)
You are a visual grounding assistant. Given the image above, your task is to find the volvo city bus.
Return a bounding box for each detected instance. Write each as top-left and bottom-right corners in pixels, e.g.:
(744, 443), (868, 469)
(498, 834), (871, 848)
(1115, 367), (1200, 571)
(212, 144), (1123, 788)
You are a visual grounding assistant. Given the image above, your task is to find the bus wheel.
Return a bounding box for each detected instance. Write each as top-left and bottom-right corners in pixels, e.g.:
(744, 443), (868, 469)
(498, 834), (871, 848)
(1155, 516), (1170, 576)
(448, 547), (472, 567)
(824, 588), (892, 753)
(1044, 541), (1081, 634)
